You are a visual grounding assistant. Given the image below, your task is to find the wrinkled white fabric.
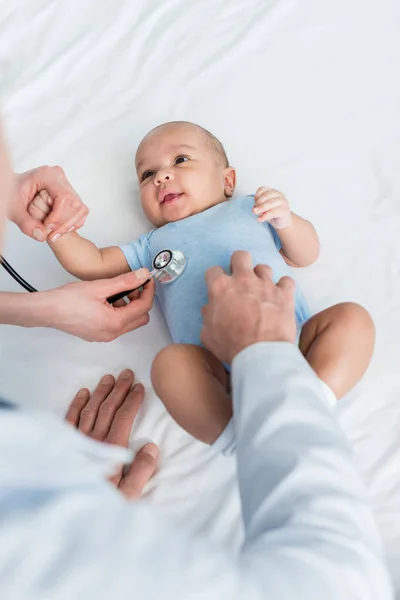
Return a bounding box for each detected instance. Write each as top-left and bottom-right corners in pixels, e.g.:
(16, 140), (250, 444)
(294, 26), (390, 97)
(0, 343), (393, 599)
(0, 0), (399, 593)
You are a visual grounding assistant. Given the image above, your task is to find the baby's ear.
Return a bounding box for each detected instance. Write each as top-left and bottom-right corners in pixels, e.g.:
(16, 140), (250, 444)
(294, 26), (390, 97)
(223, 167), (236, 198)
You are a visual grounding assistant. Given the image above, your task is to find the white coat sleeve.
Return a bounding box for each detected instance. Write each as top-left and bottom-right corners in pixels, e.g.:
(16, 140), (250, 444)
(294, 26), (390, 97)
(0, 343), (393, 600)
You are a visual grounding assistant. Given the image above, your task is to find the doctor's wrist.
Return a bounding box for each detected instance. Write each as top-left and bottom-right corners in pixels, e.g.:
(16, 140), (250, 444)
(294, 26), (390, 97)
(0, 291), (53, 329)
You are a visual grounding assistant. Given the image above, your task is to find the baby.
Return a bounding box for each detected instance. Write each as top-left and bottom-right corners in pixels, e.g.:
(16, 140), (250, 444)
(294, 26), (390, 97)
(31, 121), (375, 452)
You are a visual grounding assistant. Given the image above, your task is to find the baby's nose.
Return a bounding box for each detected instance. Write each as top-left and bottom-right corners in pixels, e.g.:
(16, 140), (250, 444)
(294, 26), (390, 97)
(155, 169), (174, 184)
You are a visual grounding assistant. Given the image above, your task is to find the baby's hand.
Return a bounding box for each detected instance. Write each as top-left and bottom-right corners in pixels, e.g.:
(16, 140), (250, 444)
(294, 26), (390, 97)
(27, 190), (53, 224)
(28, 189), (88, 238)
(253, 186), (292, 229)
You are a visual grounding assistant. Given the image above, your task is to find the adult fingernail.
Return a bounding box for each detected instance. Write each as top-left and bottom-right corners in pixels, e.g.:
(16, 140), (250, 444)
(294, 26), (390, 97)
(77, 389), (88, 398)
(102, 374), (114, 384)
(121, 369), (133, 379)
(135, 268), (148, 279)
(46, 224), (55, 233)
(143, 443), (158, 459)
(67, 226), (75, 233)
(33, 228), (43, 241)
(51, 233), (61, 242)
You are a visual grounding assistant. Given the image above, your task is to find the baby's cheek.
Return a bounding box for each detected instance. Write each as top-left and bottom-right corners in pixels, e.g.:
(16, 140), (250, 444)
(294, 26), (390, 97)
(141, 197), (162, 227)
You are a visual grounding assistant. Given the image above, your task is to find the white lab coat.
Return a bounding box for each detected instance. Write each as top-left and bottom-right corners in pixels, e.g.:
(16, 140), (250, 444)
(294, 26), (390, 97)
(0, 342), (393, 599)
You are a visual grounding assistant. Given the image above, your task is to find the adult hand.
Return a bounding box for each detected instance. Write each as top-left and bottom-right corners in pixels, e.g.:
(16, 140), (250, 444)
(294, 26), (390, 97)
(66, 369), (158, 498)
(8, 166), (88, 242)
(24, 270), (155, 341)
(201, 250), (297, 364)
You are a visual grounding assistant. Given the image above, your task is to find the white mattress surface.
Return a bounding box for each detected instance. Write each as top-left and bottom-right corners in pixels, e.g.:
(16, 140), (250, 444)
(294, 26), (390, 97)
(1, 0), (400, 592)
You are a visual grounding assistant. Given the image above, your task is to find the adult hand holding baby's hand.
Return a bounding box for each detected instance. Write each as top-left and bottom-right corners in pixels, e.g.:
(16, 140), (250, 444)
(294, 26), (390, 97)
(201, 250), (297, 364)
(253, 186), (292, 229)
(8, 166), (89, 243)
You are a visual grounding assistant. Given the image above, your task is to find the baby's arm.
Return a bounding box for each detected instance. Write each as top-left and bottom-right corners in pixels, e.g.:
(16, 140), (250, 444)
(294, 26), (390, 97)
(28, 188), (130, 280)
(253, 186), (319, 267)
(49, 232), (130, 280)
(275, 212), (320, 268)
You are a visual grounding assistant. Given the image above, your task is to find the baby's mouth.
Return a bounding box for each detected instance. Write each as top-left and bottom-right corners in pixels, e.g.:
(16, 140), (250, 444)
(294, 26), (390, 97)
(160, 193), (183, 205)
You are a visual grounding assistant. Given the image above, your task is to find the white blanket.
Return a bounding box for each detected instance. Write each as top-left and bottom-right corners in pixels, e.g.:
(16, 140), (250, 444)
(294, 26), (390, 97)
(1, 0), (399, 593)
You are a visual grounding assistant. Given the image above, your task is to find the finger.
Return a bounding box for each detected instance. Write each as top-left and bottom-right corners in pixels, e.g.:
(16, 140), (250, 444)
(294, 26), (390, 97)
(26, 165), (87, 236)
(40, 189), (53, 206)
(65, 388), (90, 426)
(91, 370), (136, 441)
(50, 206), (88, 238)
(111, 287), (141, 307)
(253, 199), (283, 215)
(106, 383), (145, 447)
(113, 298), (127, 308)
(98, 269), (151, 299)
(230, 250), (254, 277)
(277, 275), (296, 304)
(254, 264), (273, 281)
(120, 313), (150, 337)
(73, 216), (86, 230)
(257, 206), (286, 223)
(108, 464), (124, 489)
(125, 288), (141, 302)
(204, 265), (227, 296)
(77, 374), (116, 435)
(27, 202), (48, 221)
(30, 192), (52, 214)
(46, 205), (89, 241)
(254, 191), (281, 206)
(254, 186), (273, 200)
(116, 279), (155, 329)
(118, 443), (158, 499)
(38, 190), (53, 208)
(255, 188), (281, 199)
(16, 213), (47, 242)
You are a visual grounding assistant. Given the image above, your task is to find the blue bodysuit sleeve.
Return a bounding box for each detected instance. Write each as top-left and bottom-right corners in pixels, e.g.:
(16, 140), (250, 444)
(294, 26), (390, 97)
(265, 223), (282, 251)
(119, 234), (152, 272)
(246, 194), (281, 251)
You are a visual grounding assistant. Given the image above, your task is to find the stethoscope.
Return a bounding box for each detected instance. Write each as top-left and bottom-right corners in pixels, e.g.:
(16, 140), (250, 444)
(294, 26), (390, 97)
(0, 249), (187, 304)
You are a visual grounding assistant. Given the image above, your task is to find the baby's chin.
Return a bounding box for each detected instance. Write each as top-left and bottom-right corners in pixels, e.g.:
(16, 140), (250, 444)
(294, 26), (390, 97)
(157, 205), (204, 226)
(144, 196), (218, 227)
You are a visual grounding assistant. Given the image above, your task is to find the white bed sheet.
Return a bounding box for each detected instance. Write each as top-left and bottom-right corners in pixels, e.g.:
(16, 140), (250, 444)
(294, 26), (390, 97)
(1, 0), (400, 592)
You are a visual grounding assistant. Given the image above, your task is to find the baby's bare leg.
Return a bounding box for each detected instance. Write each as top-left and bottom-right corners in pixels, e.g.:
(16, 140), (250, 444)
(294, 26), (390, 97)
(151, 344), (232, 444)
(299, 302), (375, 399)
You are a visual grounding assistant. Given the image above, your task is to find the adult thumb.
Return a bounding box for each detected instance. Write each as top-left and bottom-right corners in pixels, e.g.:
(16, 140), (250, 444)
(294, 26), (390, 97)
(119, 443), (159, 499)
(103, 269), (150, 301)
(16, 213), (47, 242)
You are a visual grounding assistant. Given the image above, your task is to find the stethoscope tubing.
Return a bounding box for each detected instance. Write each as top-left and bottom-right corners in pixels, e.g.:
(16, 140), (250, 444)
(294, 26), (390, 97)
(0, 249), (184, 305)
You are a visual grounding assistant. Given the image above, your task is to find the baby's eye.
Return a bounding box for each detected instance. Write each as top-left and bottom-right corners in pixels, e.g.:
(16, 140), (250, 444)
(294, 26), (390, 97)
(141, 170), (154, 182)
(174, 155), (189, 165)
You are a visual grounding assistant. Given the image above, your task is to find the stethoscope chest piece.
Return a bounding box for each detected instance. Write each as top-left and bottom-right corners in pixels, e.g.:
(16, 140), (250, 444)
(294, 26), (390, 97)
(152, 249), (187, 284)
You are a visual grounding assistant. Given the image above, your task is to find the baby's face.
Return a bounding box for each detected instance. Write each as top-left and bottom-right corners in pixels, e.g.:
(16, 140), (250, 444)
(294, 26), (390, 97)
(135, 123), (234, 227)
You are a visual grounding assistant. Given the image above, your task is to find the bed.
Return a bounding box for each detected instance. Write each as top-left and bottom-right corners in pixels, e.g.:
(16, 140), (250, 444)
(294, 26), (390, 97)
(1, 0), (399, 593)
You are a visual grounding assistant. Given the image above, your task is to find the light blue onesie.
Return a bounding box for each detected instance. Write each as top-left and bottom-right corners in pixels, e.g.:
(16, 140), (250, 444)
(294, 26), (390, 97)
(120, 194), (310, 348)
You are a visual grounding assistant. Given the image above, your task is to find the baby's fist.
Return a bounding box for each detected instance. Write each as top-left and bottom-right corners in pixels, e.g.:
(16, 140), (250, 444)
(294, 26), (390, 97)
(253, 187), (292, 229)
(27, 188), (88, 241)
(27, 190), (53, 224)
